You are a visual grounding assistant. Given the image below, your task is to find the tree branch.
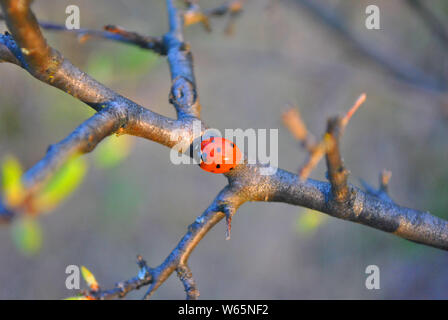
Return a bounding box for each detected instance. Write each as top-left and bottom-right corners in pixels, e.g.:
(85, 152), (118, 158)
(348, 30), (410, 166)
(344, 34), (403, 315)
(0, 13), (166, 54)
(325, 117), (350, 203)
(164, 0), (201, 118)
(183, 0), (243, 33)
(225, 165), (448, 250)
(142, 185), (244, 299)
(0, 0), (115, 111)
(85, 255), (153, 300)
(177, 264), (200, 300)
(0, 107), (126, 220)
(360, 170), (393, 203)
(1, 0), (447, 301)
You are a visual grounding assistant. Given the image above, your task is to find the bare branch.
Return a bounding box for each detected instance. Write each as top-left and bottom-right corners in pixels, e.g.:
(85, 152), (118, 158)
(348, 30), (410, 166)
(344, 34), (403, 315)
(0, 0), (117, 110)
(177, 264), (200, 300)
(87, 255), (153, 300)
(282, 107), (316, 153)
(284, 94), (365, 181)
(183, 0), (244, 33)
(141, 186), (243, 299)
(164, 0), (201, 118)
(325, 117), (350, 203)
(379, 170), (392, 193)
(298, 138), (327, 180)
(361, 170), (393, 203)
(226, 165), (448, 250)
(341, 93), (366, 129)
(0, 31), (22, 65)
(0, 108), (125, 220)
(0, 13), (166, 54)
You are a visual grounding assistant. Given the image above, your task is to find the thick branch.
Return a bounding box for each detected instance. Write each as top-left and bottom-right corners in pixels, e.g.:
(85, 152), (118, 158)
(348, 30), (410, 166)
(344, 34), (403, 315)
(225, 164), (448, 250)
(0, 0), (119, 111)
(23, 108), (124, 193)
(0, 108), (125, 220)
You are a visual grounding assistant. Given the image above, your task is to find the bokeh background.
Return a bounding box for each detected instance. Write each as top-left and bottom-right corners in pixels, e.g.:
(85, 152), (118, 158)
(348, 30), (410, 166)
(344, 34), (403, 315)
(1, 0), (448, 299)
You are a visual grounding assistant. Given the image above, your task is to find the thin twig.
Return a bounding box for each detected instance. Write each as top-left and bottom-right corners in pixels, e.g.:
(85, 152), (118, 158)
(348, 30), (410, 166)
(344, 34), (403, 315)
(282, 107), (316, 152)
(325, 117), (350, 203)
(287, 94), (365, 181)
(0, 13), (166, 54)
(177, 264), (200, 300)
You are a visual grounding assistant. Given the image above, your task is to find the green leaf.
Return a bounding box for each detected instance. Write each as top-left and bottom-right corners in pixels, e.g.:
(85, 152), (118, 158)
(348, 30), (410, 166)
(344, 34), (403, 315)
(81, 266), (99, 290)
(64, 296), (89, 300)
(295, 209), (328, 235)
(11, 217), (43, 256)
(1, 155), (24, 206)
(34, 156), (87, 212)
(94, 135), (133, 169)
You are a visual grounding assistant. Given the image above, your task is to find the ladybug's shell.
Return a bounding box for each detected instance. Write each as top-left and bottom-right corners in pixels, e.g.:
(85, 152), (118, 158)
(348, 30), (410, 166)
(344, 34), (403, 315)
(199, 137), (242, 173)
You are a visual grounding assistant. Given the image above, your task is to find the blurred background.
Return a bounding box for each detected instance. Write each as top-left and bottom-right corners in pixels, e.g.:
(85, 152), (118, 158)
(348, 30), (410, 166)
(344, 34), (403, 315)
(1, 0), (448, 299)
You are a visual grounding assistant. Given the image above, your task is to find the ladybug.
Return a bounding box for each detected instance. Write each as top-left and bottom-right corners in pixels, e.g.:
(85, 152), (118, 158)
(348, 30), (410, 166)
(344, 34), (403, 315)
(198, 137), (242, 173)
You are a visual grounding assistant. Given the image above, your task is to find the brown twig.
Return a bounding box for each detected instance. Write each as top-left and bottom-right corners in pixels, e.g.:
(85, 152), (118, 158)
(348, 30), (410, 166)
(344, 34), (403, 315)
(379, 169), (392, 193)
(325, 117), (350, 203)
(183, 0), (244, 32)
(284, 94), (366, 182)
(282, 107), (316, 153)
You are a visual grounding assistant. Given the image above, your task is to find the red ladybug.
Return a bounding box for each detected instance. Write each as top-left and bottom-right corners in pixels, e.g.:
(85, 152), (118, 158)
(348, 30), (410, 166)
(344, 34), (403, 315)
(199, 137), (242, 173)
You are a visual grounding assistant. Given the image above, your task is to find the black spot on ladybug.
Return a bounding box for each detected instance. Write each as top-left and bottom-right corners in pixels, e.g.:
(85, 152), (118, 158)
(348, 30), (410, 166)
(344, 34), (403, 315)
(229, 167), (234, 170)
(230, 143), (235, 148)
(216, 164), (221, 169)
